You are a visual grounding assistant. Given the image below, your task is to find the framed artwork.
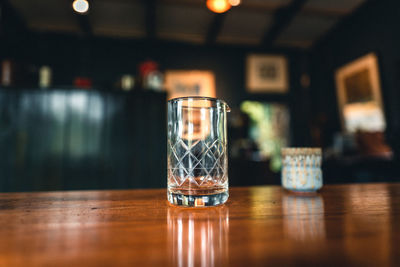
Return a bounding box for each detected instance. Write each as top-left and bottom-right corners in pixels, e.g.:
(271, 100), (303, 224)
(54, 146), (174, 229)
(246, 54), (288, 93)
(164, 70), (216, 100)
(335, 53), (386, 133)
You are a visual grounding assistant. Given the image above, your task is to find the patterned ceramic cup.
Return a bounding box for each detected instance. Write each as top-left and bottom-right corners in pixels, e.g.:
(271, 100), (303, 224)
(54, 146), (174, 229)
(281, 148), (323, 192)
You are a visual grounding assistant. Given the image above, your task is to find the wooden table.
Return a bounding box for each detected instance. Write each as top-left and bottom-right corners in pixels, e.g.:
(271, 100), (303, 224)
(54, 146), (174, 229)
(1, 183), (399, 266)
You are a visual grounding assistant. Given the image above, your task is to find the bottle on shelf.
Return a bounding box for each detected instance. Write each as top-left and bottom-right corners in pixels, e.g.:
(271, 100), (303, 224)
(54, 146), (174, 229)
(121, 75), (135, 91)
(1, 59), (13, 87)
(39, 66), (52, 89)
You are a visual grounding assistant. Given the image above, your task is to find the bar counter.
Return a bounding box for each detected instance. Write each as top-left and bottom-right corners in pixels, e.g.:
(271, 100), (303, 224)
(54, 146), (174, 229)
(1, 183), (399, 266)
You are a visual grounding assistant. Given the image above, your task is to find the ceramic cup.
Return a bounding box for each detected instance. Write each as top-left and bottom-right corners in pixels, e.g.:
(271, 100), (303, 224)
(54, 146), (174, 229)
(281, 148), (323, 192)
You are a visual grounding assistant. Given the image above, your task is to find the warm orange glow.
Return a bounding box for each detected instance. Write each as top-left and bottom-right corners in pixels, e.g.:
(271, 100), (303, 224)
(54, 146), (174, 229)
(206, 0), (231, 13)
(229, 0), (241, 6)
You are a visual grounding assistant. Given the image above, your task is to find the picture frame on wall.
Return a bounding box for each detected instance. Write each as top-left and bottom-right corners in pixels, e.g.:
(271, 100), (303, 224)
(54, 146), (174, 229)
(164, 70), (216, 100)
(246, 54), (289, 93)
(335, 52), (386, 133)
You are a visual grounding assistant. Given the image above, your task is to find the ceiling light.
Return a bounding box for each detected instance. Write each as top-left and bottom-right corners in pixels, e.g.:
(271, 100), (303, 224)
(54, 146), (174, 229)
(229, 0), (241, 6)
(72, 0), (89, 14)
(206, 0), (231, 13)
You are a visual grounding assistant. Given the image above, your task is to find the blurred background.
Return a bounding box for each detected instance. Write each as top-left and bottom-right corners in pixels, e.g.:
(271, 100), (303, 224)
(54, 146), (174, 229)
(0, 0), (399, 192)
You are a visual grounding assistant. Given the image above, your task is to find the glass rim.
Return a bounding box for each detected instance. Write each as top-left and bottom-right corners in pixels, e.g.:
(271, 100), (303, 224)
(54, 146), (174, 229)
(168, 96), (230, 111)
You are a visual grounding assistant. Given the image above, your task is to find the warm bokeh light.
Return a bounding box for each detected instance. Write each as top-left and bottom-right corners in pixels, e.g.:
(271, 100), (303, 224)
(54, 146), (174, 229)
(72, 0), (89, 14)
(206, 0), (231, 13)
(229, 0), (241, 6)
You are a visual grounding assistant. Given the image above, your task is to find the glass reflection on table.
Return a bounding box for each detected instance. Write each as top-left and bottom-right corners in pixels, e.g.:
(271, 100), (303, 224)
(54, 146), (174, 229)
(167, 206), (229, 267)
(282, 193), (326, 241)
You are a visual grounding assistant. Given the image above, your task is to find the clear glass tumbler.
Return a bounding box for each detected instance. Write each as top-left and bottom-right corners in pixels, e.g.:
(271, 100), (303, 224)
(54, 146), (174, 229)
(167, 97), (230, 207)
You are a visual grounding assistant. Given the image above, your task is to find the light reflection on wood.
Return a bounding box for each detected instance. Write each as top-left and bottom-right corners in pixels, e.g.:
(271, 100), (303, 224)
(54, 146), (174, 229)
(167, 206), (229, 267)
(282, 193), (326, 241)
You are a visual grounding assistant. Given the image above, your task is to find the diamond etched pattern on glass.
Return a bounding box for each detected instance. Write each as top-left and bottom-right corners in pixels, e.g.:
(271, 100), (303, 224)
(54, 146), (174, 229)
(168, 139), (227, 187)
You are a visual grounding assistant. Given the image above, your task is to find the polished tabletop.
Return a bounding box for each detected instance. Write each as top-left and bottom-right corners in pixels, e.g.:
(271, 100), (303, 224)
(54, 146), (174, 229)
(0, 183), (399, 266)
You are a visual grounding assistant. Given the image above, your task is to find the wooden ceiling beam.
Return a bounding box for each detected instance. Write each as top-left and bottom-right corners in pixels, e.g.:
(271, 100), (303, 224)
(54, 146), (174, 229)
(262, 0), (307, 46)
(75, 13), (93, 37)
(205, 13), (226, 45)
(0, 0), (29, 36)
(66, 0), (93, 37)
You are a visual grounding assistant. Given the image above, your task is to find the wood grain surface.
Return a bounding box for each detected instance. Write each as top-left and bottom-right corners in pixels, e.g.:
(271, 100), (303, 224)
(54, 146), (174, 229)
(0, 183), (399, 266)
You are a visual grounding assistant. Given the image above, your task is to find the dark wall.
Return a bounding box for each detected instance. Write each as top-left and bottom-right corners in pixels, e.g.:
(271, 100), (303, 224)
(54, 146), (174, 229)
(7, 34), (307, 105)
(0, 0), (309, 126)
(2, 29), (312, 146)
(310, 0), (400, 151)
